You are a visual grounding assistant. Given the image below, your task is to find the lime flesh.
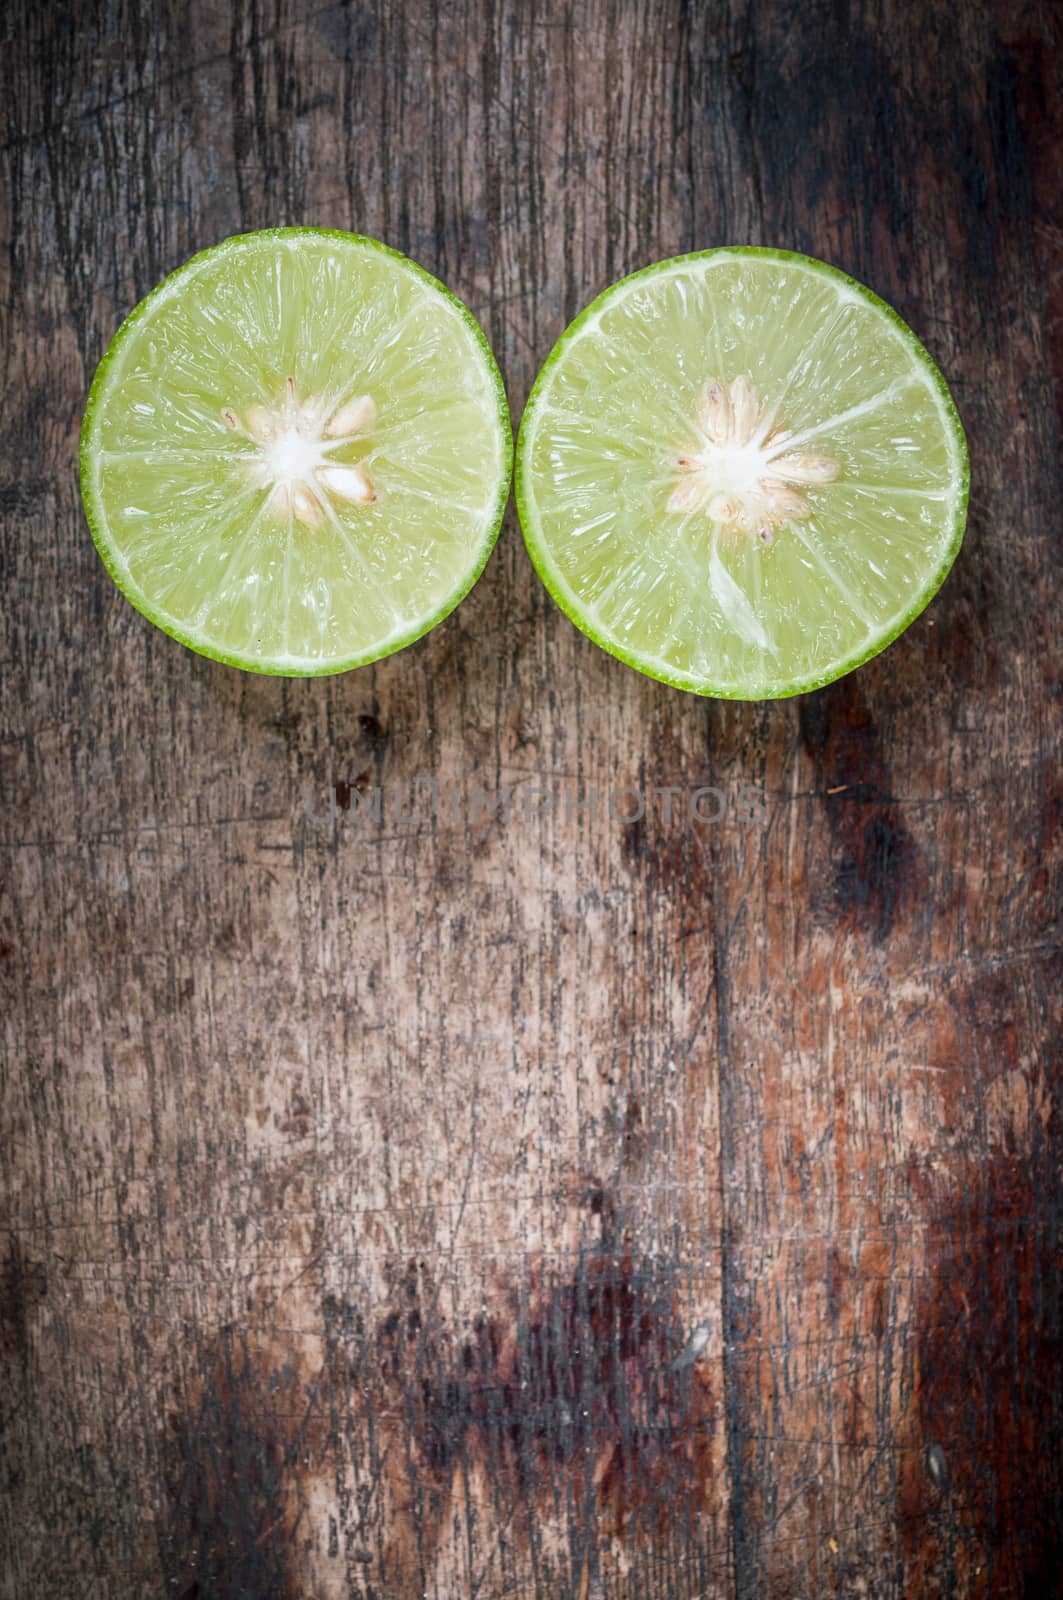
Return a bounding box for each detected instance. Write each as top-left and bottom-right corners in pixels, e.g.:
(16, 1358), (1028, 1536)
(516, 248), (968, 698)
(81, 229), (512, 675)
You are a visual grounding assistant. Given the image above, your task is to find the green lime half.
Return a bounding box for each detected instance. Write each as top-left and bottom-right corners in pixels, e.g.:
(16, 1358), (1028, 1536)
(516, 247), (968, 698)
(81, 229), (512, 675)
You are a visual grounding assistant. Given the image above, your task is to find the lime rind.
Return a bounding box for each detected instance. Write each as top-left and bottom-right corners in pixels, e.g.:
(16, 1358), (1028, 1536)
(81, 229), (513, 676)
(516, 246), (969, 700)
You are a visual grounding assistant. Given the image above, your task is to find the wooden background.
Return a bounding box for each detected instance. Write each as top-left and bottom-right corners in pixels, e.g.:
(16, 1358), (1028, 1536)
(2, 1), (1061, 1595)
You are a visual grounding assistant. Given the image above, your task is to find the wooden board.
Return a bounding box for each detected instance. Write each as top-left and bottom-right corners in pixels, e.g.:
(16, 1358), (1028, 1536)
(2, 1), (1061, 1594)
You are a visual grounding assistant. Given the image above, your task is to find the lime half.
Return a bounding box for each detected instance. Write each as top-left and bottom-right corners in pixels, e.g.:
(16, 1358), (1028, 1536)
(81, 229), (511, 675)
(516, 248), (968, 698)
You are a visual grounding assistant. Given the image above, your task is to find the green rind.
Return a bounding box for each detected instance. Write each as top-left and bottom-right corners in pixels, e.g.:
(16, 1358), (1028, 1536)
(516, 245), (970, 700)
(80, 227), (513, 676)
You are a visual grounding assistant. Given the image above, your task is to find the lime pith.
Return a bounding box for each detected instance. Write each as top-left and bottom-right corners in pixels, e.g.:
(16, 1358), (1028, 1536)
(516, 248), (969, 699)
(81, 229), (512, 676)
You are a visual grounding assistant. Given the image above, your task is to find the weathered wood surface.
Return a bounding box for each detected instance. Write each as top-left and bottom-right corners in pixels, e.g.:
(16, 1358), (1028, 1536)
(2, 1), (1061, 1595)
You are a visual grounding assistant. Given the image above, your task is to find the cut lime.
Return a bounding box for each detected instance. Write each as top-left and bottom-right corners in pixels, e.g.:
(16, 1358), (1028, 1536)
(516, 248), (968, 698)
(81, 229), (512, 675)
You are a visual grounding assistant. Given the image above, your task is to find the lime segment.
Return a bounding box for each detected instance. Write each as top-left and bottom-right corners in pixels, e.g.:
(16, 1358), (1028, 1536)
(81, 229), (511, 675)
(516, 248), (968, 698)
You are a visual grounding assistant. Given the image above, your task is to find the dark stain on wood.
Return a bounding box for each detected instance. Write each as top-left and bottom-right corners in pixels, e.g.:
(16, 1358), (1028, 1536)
(160, 1175), (719, 1593)
(357, 711), (388, 755)
(799, 678), (917, 943)
(902, 1142), (1063, 1595)
(371, 1216), (716, 1559)
(1004, 25), (1063, 459)
(163, 1334), (302, 1600)
(1, 1241), (47, 1363)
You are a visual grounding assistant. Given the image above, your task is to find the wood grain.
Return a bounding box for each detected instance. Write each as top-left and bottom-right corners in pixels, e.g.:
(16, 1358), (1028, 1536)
(1, 1), (1061, 1595)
